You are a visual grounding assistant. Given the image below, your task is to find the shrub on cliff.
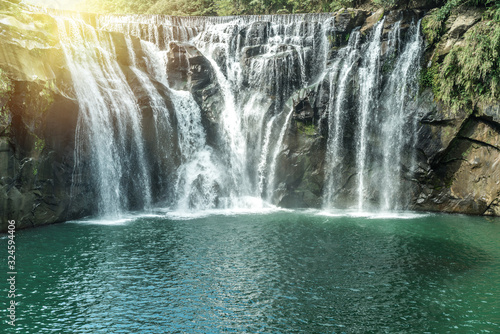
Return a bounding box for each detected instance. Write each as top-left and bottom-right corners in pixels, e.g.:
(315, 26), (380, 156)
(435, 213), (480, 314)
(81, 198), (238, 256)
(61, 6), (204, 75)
(420, 0), (500, 112)
(79, 0), (441, 16)
(437, 22), (500, 111)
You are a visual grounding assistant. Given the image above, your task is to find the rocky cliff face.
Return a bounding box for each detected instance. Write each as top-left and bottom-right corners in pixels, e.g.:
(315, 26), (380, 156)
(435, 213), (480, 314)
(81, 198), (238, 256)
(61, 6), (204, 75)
(413, 7), (500, 216)
(1, 0), (499, 231)
(0, 0), (92, 231)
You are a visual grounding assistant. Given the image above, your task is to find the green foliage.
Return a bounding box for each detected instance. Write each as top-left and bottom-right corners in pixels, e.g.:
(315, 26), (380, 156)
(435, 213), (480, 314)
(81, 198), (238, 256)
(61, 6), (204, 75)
(75, 0), (500, 16)
(485, 0), (500, 22)
(419, 0), (499, 114)
(81, 0), (363, 16)
(0, 68), (12, 133)
(419, 62), (439, 92)
(215, 0), (236, 15)
(34, 137), (45, 153)
(296, 121), (316, 136)
(0, 68), (12, 95)
(329, 0), (357, 12)
(422, 9), (445, 45)
(148, 0), (216, 16)
(83, 0), (158, 14)
(421, 0), (497, 45)
(435, 22), (500, 112)
(372, 0), (397, 8)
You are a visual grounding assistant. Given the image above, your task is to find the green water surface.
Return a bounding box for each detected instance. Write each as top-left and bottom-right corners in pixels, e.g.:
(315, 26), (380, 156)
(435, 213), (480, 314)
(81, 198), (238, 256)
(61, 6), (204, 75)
(1, 210), (499, 333)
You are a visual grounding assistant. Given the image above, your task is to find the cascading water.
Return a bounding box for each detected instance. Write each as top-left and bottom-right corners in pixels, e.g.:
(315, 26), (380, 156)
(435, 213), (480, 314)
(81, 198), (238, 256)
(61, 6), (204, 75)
(51, 10), (424, 215)
(379, 20), (423, 211)
(321, 18), (423, 211)
(323, 31), (361, 208)
(356, 19), (384, 210)
(57, 17), (153, 216)
(124, 26), (224, 210)
(190, 15), (336, 205)
(266, 106), (295, 202)
(169, 90), (222, 210)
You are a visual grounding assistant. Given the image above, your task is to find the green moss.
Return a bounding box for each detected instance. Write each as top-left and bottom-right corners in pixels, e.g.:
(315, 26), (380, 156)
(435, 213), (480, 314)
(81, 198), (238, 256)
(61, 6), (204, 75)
(30, 134), (44, 176)
(445, 176), (455, 188)
(422, 9), (445, 46)
(296, 121), (316, 136)
(419, 61), (440, 94)
(34, 137), (45, 153)
(0, 68), (12, 95)
(382, 52), (396, 74)
(370, 0), (396, 10)
(0, 68), (12, 132)
(40, 81), (55, 110)
(378, 9), (385, 21)
(435, 21), (500, 112)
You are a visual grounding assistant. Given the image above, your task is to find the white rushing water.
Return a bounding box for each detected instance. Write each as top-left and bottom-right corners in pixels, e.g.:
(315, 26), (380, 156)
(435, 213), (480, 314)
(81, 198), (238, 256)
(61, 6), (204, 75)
(53, 11), (423, 215)
(170, 90), (222, 210)
(379, 20), (423, 211)
(321, 18), (423, 211)
(356, 19), (384, 210)
(57, 17), (152, 216)
(323, 31), (361, 208)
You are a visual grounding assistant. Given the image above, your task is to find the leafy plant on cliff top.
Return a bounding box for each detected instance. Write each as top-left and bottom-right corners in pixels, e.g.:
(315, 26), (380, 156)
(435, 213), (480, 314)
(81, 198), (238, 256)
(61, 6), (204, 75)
(422, 9), (445, 45)
(372, 0), (398, 8)
(422, 0), (496, 46)
(485, 0), (500, 22)
(436, 21), (500, 111)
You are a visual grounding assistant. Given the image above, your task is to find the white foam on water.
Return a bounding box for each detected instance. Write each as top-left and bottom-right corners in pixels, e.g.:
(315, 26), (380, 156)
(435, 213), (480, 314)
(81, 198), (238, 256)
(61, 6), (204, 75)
(164, 197), (291, 220)
(315, 209), (432, 220)
(68, 213), (164, 226)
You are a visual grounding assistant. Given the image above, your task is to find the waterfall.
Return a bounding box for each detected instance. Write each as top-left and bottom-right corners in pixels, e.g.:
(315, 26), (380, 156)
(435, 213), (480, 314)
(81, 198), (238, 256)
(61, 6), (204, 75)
(322, 18), (423, 211)
(323, 31), (361, 208)
(198, 46), (251, 201)
(51, 10), (423, 215)
(257, 116), (276, 197)
(189, 15), (334, 204)
(266, 106), (295, 201)
(57, 17), (152, 216)
(379, 20), (423, 211)
(170, 90), (222, 210)
(356, 19), (384, 210)
(135, 33), (224, 211)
